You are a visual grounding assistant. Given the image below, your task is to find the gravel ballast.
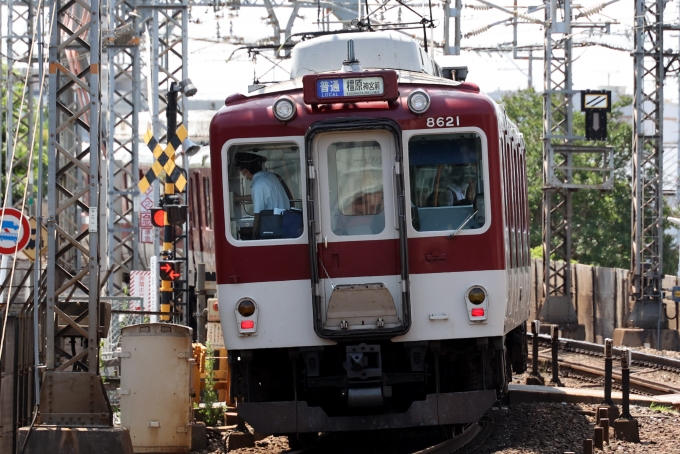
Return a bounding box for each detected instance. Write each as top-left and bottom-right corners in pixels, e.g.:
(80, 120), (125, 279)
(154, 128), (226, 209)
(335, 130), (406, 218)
(189, 401), (680, 453)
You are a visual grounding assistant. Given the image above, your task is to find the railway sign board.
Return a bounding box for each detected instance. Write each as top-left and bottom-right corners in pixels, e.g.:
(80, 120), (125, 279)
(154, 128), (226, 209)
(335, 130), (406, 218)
(0, 208), (30, 255)
(23, 216), (48, 262)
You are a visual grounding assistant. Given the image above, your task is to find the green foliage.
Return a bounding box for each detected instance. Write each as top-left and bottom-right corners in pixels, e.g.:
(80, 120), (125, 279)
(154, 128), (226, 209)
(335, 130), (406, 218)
(650, 402), (676, 413)
(501, 89), (679, 275)
(199, 342), (222, 426)
(0, 72), (48, 205)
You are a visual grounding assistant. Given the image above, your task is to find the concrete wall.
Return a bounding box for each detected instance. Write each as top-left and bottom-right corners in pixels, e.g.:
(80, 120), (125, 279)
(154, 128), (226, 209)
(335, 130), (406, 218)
(530, 259), (680, 343)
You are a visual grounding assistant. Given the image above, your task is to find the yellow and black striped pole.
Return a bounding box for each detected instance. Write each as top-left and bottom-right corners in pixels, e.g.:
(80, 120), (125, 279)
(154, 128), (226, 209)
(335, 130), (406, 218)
(138, 86), (189, 322)
(161, 86), (180, 322)
(160, 177), (174, 322)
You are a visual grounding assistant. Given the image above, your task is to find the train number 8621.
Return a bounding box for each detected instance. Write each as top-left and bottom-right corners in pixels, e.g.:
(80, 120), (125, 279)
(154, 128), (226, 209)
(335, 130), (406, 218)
(426, 116), (460, 128)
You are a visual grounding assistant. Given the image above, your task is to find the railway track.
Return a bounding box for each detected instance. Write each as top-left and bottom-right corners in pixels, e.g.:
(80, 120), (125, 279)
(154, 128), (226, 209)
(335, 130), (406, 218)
(530, 335), (680, 396)
(287, 417), (494, 454)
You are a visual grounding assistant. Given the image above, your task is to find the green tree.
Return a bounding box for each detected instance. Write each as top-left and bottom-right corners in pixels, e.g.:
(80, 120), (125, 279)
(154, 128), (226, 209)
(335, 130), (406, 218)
(501, 89), (678, 275)
(0, 71), (48, 208)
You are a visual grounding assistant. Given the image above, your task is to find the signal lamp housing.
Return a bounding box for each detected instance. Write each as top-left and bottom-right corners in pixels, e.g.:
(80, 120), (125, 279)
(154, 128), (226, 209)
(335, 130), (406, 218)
(235, 298), (258, 336)
(165, 205), (188, 226)
(464, 285), (488, 324)
(273, 96), (296, 122)
(407, 89), (431, 115)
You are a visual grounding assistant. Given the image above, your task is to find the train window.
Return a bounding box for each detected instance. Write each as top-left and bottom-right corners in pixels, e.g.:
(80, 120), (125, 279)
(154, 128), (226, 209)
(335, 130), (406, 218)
(408, 133), (484, 232)
(327, 140), (385, 236)
(226, 142), (302, 241)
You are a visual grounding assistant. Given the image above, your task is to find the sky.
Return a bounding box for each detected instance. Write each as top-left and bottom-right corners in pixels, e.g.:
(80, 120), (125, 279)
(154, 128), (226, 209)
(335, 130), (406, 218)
(178, 0), (680, 194)
(182, 0), (680, 102)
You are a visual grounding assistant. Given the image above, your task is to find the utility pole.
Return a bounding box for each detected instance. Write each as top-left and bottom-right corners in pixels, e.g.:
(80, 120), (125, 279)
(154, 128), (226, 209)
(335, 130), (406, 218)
(541, 0), (577, 328)
(443, 0), (462, 55)
(25, 0), (131, 449)
(629, 0), (673, 348)
(144, 0), (191, 323)
(540, 0), (614, 337)
(105, 0), (142, 298)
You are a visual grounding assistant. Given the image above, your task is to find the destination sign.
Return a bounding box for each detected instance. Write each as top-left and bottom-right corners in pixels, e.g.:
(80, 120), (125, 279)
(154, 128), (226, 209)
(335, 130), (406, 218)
(316, 77), (384, 98)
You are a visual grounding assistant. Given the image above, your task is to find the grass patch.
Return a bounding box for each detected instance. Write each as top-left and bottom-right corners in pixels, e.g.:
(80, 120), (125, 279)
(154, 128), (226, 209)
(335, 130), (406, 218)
(650, 402), (676, 413)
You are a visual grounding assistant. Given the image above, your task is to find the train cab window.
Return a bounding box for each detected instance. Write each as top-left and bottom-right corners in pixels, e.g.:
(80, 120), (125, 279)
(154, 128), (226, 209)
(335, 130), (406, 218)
(327, 140), (385, 236)
(226, 142), (302, 241)
(408, 133), (485, 232)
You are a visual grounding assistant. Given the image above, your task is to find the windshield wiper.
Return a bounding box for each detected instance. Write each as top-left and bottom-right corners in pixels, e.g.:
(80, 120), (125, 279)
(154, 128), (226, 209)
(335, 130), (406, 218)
(447, 210), (478, 239)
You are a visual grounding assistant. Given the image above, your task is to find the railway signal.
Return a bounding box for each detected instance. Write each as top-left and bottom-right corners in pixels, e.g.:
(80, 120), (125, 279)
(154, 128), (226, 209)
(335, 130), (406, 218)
(581, 90), (612, 141)
(149, 204), (187, 228)
(150, 207), (165, 228)
(159, 260), (182, 281)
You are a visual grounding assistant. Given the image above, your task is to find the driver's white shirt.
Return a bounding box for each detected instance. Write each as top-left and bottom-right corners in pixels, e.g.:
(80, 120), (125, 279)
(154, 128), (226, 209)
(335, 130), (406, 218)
(251, 170), (291, 214)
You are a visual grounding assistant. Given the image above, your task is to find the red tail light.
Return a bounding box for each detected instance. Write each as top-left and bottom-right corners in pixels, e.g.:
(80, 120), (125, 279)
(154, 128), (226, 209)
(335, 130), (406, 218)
(240, 320), (255, 329)
(471, 308), (485, 317)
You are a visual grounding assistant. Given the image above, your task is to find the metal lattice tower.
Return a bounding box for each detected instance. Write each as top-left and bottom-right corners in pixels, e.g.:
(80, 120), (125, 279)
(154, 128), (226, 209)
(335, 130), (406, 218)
(630, 0), (665, 329)
(6, 0), (37, 211)
(39, 0), (111, 424)
(540, 0), (614, 324)
(105, 0), (141, 297)
(541, 0), (576, 324)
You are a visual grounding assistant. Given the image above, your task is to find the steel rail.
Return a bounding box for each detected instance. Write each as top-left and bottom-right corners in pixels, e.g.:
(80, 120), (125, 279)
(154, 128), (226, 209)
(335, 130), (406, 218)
(530, 352), (680, 395)
(534, 333), (680, 372)
(288, 417), (493, 454)
(413, 422), (485, 454)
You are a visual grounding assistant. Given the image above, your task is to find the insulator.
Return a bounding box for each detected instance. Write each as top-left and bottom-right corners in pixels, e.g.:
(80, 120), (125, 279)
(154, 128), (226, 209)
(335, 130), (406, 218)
(466, 3), (491, 9)
(576, 3), (605, 19)
(464, 24), (491, 38)
(517, 13), (543, 25)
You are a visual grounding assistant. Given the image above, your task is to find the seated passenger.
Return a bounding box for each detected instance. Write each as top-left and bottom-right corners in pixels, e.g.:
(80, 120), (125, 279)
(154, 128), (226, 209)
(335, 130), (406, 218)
(233, 152), (290, 239)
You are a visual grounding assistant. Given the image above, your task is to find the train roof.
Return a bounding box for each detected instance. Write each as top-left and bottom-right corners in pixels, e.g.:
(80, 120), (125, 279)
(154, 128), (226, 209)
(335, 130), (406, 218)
(246, 69), (462, 98)
(289, 31), (440, 78)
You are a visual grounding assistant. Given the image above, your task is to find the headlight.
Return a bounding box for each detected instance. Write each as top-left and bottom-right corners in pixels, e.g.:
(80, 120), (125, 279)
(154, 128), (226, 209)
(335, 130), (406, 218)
(237, 299), (256, 317)
(467, 287), (486, 305)
(407, 89), (430, 114)
(273, 96), (296, 121)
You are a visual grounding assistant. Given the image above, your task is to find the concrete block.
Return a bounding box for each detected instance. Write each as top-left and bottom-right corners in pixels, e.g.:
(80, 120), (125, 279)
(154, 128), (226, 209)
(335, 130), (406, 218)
(539, 296), (578, 324)
(614, 418), (640, 443)
(228, 431), (255, 450)
(525, 375), (545, 386)
(191, 422), (207, 451)
(539, 323), (586, 341)
(612, 328), (680, 351)
(224, 411), (238, 426)
(17, 426), (134, 454)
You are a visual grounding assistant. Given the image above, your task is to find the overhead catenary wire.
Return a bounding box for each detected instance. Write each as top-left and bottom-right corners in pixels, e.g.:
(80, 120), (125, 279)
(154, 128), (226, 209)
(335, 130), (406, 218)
(0, 0), (54, 366)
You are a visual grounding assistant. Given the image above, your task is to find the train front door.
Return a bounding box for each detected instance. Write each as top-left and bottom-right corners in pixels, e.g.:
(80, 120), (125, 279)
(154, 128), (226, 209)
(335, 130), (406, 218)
(312, 129), (407, 335)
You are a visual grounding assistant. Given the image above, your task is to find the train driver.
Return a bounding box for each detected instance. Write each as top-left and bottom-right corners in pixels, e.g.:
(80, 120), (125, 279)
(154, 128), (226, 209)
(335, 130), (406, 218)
(427, 164), (476, 207)
(233, 152), (291, 239)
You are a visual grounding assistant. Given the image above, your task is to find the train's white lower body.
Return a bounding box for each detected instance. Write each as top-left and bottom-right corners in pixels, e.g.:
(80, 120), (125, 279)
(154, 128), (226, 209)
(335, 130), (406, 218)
(219, 268), (530, 436)
(219, 269), (529, 348)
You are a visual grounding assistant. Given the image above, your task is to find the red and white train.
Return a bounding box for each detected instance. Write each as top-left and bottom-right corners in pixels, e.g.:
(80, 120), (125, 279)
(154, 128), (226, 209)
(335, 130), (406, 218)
(207, 30), (530, 442)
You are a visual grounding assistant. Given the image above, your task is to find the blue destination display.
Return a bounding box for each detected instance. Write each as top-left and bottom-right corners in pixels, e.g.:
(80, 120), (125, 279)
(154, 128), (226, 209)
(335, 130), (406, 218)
(316, 77), (384, 98)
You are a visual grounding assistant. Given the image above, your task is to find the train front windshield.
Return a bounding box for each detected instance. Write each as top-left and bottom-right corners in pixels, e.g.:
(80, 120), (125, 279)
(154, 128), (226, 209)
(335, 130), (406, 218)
(409, 133), (485, 232)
